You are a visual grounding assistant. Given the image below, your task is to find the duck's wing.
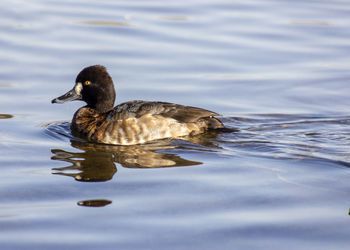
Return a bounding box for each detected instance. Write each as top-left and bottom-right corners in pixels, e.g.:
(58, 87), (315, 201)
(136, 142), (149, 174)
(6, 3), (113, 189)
(108, 100), (220, 122)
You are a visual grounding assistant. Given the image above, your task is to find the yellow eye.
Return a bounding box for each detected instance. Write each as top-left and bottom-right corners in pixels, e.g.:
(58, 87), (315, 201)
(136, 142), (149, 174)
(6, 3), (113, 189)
(84, 80), (91, 85)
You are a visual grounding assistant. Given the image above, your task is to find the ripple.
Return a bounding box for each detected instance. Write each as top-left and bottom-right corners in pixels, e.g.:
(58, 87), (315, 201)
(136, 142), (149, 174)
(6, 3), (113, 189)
(291, 20), (331, 26)
(220, 114), (350, 167)
(76, 20), (132, 27)
(43, 121), (75, 142)
(157, 15), (191, 22)
(44, 114), (350, 169)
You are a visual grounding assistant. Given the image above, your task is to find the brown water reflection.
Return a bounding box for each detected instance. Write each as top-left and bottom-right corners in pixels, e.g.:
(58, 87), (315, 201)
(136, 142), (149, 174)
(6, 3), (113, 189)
(0, 114), (13, 119)
(77, 199), (112, 207)
(51, 138), (208, 182)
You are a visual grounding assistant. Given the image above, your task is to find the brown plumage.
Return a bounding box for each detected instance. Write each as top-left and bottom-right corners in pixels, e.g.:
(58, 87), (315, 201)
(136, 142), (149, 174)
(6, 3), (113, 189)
(52, 65), (232, 145)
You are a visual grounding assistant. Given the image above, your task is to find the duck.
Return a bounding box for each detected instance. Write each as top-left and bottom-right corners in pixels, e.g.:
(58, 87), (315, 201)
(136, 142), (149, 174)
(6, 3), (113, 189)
(52, 65), (233, 145)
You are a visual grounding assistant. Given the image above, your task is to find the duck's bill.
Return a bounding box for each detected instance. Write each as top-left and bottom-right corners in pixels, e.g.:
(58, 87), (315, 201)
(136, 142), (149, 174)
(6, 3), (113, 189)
(51, 88), (82, 104)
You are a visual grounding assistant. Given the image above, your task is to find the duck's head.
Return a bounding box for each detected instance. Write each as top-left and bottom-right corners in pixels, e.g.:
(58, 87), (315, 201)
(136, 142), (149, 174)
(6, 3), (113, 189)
(52, 65), (116, 113)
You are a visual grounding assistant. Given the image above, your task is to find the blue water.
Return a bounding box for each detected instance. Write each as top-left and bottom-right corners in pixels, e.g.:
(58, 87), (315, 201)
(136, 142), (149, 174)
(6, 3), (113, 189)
(0, 0), (350, 249)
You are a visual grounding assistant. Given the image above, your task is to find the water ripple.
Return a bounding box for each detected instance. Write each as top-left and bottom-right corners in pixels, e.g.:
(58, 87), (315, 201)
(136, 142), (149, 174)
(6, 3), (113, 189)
(220, 114), (350, 167)
(44, 114), (350, 170)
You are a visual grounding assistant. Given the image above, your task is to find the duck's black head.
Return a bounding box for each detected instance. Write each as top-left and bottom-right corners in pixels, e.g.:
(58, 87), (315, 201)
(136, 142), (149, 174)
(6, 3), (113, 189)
(52, 65), (116, 113)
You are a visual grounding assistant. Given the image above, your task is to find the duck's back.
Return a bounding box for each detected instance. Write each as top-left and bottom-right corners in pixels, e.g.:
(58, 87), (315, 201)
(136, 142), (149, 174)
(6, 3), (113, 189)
(72, 100), (224, 145)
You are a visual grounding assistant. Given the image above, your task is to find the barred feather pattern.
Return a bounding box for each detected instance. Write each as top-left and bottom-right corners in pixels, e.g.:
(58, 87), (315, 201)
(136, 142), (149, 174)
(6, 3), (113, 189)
(71, 101), (224, 145)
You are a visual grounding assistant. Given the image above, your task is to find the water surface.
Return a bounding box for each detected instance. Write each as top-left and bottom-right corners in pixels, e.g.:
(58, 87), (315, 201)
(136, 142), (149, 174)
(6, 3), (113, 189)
(1, 0), (350, 249)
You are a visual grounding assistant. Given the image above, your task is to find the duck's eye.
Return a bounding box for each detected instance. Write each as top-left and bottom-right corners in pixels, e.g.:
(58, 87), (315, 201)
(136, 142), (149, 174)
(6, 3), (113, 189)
(84, 80), (91, 86)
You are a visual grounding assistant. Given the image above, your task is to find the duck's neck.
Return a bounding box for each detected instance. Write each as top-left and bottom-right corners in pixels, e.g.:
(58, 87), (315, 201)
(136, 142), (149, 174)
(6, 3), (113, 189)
(93, 94), (115, 113)
(94, 103), (114, 113)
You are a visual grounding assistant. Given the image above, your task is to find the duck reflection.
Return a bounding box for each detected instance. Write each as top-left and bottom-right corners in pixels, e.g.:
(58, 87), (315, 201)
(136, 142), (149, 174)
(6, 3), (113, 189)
(51, 134), (220, 182)
(52, 144), (117, 182)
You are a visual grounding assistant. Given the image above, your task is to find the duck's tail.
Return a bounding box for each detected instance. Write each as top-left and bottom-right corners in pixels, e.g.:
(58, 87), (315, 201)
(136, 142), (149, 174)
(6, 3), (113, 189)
(203, 116), (239, 132)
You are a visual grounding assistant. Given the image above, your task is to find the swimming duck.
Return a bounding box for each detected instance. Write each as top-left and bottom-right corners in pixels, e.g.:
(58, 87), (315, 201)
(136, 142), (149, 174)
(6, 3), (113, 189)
(52, 65), (230, 145)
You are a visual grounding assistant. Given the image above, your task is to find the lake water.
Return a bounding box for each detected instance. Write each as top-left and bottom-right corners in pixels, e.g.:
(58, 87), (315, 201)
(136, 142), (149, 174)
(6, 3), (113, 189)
(1, 0), (350, 249)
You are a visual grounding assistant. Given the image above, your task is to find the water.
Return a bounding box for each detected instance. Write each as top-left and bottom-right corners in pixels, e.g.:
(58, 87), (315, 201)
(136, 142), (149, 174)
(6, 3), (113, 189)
(1, 0), (350, 249)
